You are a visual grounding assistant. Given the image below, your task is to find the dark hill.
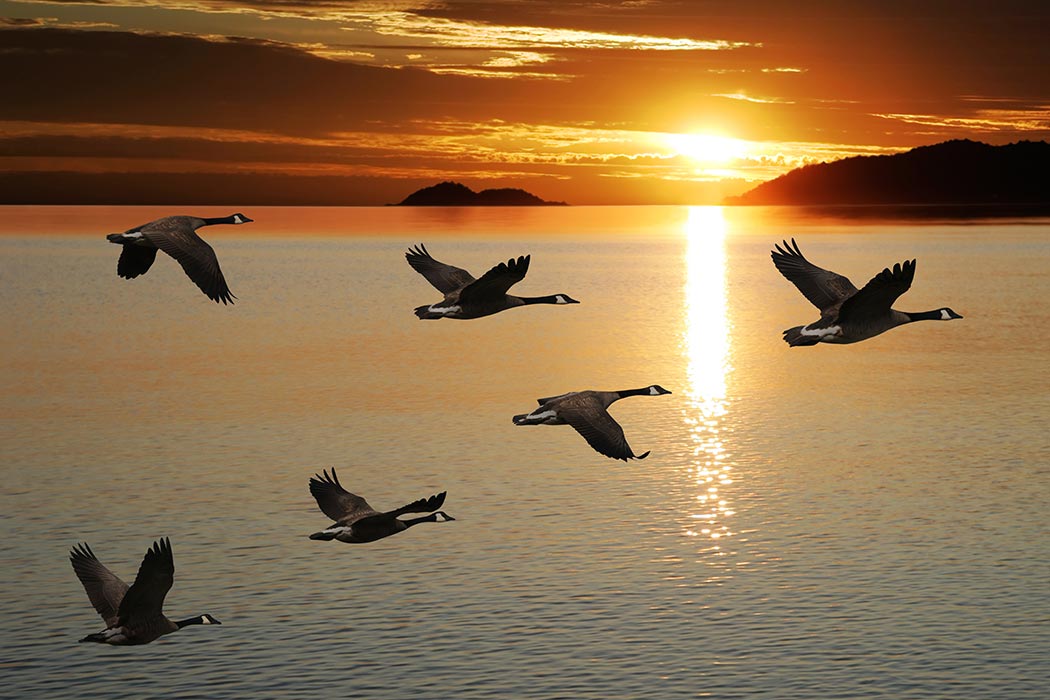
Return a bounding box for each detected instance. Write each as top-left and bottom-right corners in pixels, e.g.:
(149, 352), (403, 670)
(397, 181), (566, 206)
(726, 140), (1050, 206)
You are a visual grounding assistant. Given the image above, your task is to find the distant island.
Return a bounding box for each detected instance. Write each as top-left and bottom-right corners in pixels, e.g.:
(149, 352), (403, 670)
(396, 181), (567, 206)
(726, 139), (1050, 206)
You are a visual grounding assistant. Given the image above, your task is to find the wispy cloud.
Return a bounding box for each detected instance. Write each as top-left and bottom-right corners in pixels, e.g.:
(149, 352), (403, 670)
(873, 108), (1050, 132)
(711, 92), (795, 105)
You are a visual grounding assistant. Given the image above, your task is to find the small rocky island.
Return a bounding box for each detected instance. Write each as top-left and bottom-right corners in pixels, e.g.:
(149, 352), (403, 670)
(396, 181), (567, 206)
(726, 139), (1050, 206)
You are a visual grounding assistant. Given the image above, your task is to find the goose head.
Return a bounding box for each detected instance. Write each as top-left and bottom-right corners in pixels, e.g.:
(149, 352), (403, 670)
(938, 308), (963, 320)
(647, 385), (672, 396)
(553, 294), (580, 305)
(230, 213), (253, 224)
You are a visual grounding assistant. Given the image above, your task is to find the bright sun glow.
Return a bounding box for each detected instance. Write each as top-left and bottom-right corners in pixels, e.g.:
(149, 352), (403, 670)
(667, 133), (748, 164)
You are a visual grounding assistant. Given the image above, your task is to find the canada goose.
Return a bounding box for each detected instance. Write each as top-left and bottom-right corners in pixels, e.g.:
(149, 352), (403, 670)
(69, 538), (221, 645)
(405, 244), (580, 319)
(513, 385), (672, 461)
(106, 213), (251, 304)
(308, 468), (455, 543)
(771, 238), (962, 346)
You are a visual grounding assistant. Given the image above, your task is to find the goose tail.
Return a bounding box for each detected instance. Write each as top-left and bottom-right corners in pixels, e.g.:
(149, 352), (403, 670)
(782, 325), (820, 347)
(414, 305), (444, 320)
(513, 413), (541, 425)
(308, 531), (335, 541)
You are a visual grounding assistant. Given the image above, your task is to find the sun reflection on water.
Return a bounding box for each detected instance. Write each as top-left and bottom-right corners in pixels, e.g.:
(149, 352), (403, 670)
(682, 206), (734, 552)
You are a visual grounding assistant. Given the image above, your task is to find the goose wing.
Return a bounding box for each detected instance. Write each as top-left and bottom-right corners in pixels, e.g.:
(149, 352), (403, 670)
(558, 402), (649, 462)
(837, 259), (916, 322)
(384, 491), (447, 518)
(117, 246), (158, 279)
(536, 391), (577, 406)
(116, 538), (174, 626)
(141, 219), (235, 304)
(771, 239), (858, 312)
(309, 468), (379, 522)
(405, 244), (476, 293)
(458, 255), (530, 304)
(70, 543), (129, 627)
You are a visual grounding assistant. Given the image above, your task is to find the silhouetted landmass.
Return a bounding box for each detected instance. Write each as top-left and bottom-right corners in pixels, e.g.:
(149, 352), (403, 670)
(726, 140), (1050, 206)
(397, 181), (567, 206)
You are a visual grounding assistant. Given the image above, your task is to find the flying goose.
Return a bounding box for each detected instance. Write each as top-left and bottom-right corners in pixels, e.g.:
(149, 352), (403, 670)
(405, 244), (580, 319)
(308, 468), (455, 543)
(69, 538), (220, 645)
(106, 213), (252, 304)
(513, 385), (672, 461)
(771, 238), (962, 346)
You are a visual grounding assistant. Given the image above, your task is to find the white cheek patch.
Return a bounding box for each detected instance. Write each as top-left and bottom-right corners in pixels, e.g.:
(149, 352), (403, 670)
(233, 215), (244, 224)
(649, 387), (660, 395)
(555, 295), (567, 304)
(201, 616), (213, 625)
(940, 309), (951, 320)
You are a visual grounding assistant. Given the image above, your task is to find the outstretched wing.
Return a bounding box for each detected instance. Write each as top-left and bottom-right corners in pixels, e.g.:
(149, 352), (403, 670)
(142, 220), (235, 304)
(837, 259), (916, 322)
(117, 538), (174, 626)
(771, 238), (858, 312)
(458, 255), (530, 304)
(405, 244), (476, 294)
(536, 391), (577, 406)
(117, 246), (158, 279)
(309, 468), (378, 522)
(559, 405), (648, 462)
(70, 543), (129, 627)
(384, 491), (447, 518)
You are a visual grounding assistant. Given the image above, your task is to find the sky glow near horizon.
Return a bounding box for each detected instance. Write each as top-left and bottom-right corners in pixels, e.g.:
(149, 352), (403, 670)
(1, 0), (1048, 203)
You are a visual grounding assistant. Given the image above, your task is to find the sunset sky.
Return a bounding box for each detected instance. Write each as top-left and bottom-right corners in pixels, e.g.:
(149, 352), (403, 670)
(2, 0), (1048, 204)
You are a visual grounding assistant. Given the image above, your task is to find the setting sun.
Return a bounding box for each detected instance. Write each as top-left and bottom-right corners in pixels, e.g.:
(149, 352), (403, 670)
(667, 133), (749, 164)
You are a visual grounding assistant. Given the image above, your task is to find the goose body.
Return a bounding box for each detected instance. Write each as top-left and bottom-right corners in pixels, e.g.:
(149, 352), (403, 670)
(106, 213), (252, 304)
(406, 244), (579, 319)
(771, 238), (962, 346)
(70, 538), (220, 645)
(513, 385), (672, 461)
(308, 468), (455, 543)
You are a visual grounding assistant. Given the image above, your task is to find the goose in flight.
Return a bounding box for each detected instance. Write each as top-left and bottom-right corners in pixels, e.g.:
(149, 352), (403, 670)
(405, 244), (579, 319)
(69, 538), (220, 645)
(308, 468), (455, 543)
(513, 385), (672, 461)
(106, 213), (251, 304)
(771, 238), (962, 346)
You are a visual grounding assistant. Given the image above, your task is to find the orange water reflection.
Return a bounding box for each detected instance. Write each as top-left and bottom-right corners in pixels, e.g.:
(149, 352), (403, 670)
(682, 207), (735, 552)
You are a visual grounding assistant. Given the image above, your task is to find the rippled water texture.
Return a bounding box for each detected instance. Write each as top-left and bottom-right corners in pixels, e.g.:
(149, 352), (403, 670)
(1, 205), (1048, 698)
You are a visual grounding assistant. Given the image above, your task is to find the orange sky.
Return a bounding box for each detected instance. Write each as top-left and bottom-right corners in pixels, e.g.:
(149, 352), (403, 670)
(1, 1), (1048, 204)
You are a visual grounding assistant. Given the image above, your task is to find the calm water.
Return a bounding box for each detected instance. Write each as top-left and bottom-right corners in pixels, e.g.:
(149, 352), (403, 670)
(1, 206), (1047, 699)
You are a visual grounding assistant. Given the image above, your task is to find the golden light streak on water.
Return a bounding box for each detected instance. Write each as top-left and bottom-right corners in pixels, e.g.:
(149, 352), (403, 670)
(681, 206), (734, 550)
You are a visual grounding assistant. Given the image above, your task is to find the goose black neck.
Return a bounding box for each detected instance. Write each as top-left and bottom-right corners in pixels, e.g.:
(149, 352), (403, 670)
(616, 387), (653, 398)
(201, 215), (237, 226)
(520, 295), (561, 305)
(176, 615), (208, 628)
(402, 513), (439, 527)
(905, 310), (944, 322)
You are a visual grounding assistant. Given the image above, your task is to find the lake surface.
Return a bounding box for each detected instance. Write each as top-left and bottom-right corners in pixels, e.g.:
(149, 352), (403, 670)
(1, 205), (1047, 699)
